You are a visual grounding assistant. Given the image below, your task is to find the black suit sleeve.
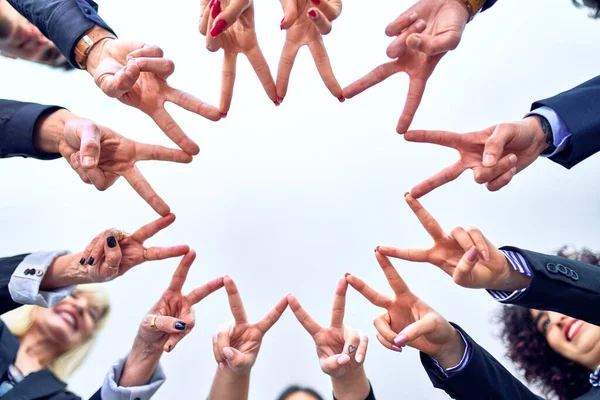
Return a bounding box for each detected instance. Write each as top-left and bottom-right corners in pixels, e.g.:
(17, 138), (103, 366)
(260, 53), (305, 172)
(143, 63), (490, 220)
(88, 388), (101, 399)
(0, 254), (32, 314)
(420, 324), (542, 400)
(333, 382), (376, 400)
(500, 246), (600, 325)
(6, 0), (116, 67)
(531, 75), (600, 169)
(0, 99), (63, 159)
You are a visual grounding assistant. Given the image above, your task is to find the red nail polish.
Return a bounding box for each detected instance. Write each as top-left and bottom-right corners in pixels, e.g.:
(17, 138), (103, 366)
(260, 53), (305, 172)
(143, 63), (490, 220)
(337, 95), (345, 103)
(280, 18), (285, 30)
(210, 19), (228, 37)
(344, 272), (350, 278)
(209, 0), (215, 8)
(308, 10), (317, 19)
(277, 96), (284, 104)
(211, 0), (221, 19)
(311, 0), (321, 4)
(273, 100), (280, 106)
(220, 112), (227, 118)
(375, 246), (380, 253)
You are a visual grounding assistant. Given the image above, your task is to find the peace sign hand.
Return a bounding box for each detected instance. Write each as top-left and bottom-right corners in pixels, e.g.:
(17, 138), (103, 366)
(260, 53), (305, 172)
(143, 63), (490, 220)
(288, 277), (368, 378)
(200, 0), (278, 114)
(138, 251), (225, 352)
(213, 277), (288, 373)
(378, 194), (531, 292)
(277, 0), (344, 102)
(346, 250), (464, 367)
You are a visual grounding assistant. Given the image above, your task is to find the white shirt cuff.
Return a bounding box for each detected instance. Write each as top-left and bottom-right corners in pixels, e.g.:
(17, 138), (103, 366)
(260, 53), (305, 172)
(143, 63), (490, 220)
(430, 329), (472, 377)
(526, 106), (572, 158)
(487, 250), (532, 303)
(101, 355), (166, 400)
(8, 251), (75, 307)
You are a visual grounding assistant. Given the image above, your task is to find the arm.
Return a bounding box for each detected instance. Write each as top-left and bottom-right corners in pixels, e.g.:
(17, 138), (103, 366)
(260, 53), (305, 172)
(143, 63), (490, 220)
(331, 371), (373, 400)
(208, 368), (250, 400)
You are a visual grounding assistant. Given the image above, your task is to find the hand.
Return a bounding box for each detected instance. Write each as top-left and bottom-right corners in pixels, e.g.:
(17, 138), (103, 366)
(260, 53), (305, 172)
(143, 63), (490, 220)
(288, 277), (369, 378)
(343, 0), (470, 133)
(346, 250), (465, 368)
(277, 0), (344, 102)
(137, 251), (226, 352)
(213, 277), (288, 373)
(85, 37), (221, 155)
(200, 0), (278, 114)
(377, 193), (531, 292)
(57, 116), (192, 216)
(405, 117), (548, 197)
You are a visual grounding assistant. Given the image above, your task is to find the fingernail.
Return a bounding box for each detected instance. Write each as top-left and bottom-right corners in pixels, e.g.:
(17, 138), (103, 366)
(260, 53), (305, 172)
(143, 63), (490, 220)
(82, 156), (94, 167)
(127, 58), (136, 65)
(337, 354), (351, 364)
(394, 334), (407, 346)
(344, 272), (350, 278)
(482, 153), (495, 167)
(415, 20), (426, 31)
(220, 112), (227, 118)
(211, 0), (221, 19)
(509, 154), (517, 164)
(510, 166), (517, 175)
(280, 18), (285, 30)
(79, 257), (85, 265)
(337, 96), (345, 103)
(218, 362), (225, 370)
(210, 19), (228, 37)
(311, 0), (321, 4)
(273, 100), (280, 106)
(404, 192), (410, 197)
(209, 0), (215, 8)
(375, 246), (380, 253)
(107, 236), (117, 248)
(308, 10), (317, 19)
(410, 35), (421, 49)
(223, 347), (234, 359)
(168, 345), (172, 352)
(482, 250), (489, 261)
(87, 256), (94, 266)
(175, 321), (186, 331)
(277, 96), (284, 104)
(466, 246), (478, 263)
(392, 345), (403, 352)
(356, 354), (363, 363)
(126, 54), (132, 61)
(409, 12), (417, 22)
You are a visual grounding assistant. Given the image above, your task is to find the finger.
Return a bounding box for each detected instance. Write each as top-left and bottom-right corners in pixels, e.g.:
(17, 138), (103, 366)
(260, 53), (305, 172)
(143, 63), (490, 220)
(245, 47), (278, 104)
(342, 61), (398, 99)
(410, 161), (465, 199)
(224, 277), (248, 324)
(407, 30), (462, 56)
(216, 327), (231, 365)
(220, 51), (237, 115)
(486, 166), (517, 192)
(84, 166), (116, 191)
(355, 332), (369, 363)
(212, 330), (225, 365)
(128, 57), (175, 79)
(397, 76), (427, 134)
(310, 0), (341, 21)
(466, 227), (489, 262)
(373, 315), (397, 344)
(151, 108), (200, 156)
(205, 0), (221, 51)
(200, 1), (211, 36)
(376, 246), (429, 263)
(256, 295), (288, 334)
(386, 19), (426, 59)
(395, 313), (441, 347)
(82, 231), (103, 265)
(276, 39), (300, 100)
(73, 122), (101, 170)
(126, 44), (165, 59)
(280, 0), (299, 29)
(386, 10), (419, 36)
(131, 213), (176, 243)
(482, 124), (517, 167)
(123, 166), (170, 216)
(212, 0), (250, 34)
(330, 277), (347, 328)
(320, 353), (349, 374)
(186, 276), (226, 305)
(307, 39), (343, 100)
(94, 60), (141, 98)
(143, 245), (191, 262)
(376, 332), (403, 352)
(168, 250), (196, 292)
(167, 88), (222, 122)
(403, 129), (462, 149)
(145, 314), (190, 334)
(308, 8), (332, 35)
(343, 330), (360, 360)
(69, 153), (92, 184)
(449, 226), (475, 253)
(223, 346), (247, 370)
(103, 229), (122, 269)
(404, 193), (445, 240)
(165, 332), (187, 353)
(472, 154), (517, 185)
(135, 142), (193, 164)
(88, 229), (110, 267)
(453, 246), (479, 286)
(287, 294), (321, 336)
(375, 250), (409, 295)
(345, 274), (393, 309)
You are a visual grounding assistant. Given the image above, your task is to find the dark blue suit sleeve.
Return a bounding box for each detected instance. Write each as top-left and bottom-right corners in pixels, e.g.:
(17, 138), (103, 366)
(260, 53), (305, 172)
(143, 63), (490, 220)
(420, 323), (542, 400)
(500, 246), (600, 325)
(531, 75), (600, 169)
(333, 383), (376, 400)
(0, 254), (31, 314)
(0, 99), (63, 159)
(6, 0), (116, 68)
(482, 0), (498, 12)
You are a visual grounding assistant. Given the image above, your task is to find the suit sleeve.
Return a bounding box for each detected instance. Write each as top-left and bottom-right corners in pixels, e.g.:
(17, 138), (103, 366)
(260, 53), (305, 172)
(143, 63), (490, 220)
(499, 246), (600, 325)
(6, 0), (116, 67)
(482, 0), (498, 12)
(0, 99), (63, 159)
(531, 75), (600, 169)
(420, 323), (542, 400)
(0, 254), (30, 314)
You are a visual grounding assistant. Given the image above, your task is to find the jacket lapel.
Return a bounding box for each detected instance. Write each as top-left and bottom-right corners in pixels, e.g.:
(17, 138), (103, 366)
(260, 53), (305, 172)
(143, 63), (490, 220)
(0, 321), (19, 378)
(4, 369), (67, 399)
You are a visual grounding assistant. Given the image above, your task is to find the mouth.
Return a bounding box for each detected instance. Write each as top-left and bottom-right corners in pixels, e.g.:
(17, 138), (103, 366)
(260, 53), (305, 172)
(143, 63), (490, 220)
(564, 319), (584, 341)
(56, 309), (79, 331)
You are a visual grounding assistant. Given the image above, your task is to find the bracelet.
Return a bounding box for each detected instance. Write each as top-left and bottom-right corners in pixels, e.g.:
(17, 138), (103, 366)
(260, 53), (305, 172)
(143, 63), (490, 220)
(462, 0), (486, 18)
(74, 25), (116, 69)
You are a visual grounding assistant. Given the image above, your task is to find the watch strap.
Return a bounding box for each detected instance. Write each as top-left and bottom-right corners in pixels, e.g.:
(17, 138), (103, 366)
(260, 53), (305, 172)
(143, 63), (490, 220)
(533, 115), (556, 155)
(74, 25), (116, 69)
(462, 0), (486, 18)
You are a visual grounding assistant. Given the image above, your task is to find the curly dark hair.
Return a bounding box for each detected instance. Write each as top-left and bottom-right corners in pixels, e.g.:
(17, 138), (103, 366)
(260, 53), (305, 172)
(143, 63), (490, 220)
(276, 385), (324, 400)
(496, 246), (600, 400)
(573, 0), (600, 18)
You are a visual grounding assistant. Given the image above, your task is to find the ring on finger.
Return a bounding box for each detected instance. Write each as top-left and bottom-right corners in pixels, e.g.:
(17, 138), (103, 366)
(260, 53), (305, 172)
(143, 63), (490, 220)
(150, 315), (159, 331)
(118, 230), (124, 241)
(104, 261), (118, 270)
(143, 248), (148, 261)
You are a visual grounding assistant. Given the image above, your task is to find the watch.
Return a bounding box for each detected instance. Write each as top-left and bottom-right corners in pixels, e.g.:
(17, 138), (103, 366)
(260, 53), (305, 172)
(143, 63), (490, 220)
(533, 115), (556, 155)
(74, 25), (116, 69)
(461, 0), (486, 18)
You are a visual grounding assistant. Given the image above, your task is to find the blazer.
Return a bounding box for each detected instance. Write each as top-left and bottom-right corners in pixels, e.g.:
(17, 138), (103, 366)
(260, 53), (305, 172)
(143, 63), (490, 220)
(420, 247), (600, 399)
(6, 0), (115, 68)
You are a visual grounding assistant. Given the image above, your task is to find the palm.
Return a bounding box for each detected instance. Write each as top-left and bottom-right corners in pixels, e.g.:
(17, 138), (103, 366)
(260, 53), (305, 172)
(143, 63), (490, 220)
(140, 291), (194, 350)
(313, 327), (358, 377)
(228, 324), (263, 369)
(214, 5), (258, 52)
(287, 1), (325, 45)
(411, 0), (467, 44)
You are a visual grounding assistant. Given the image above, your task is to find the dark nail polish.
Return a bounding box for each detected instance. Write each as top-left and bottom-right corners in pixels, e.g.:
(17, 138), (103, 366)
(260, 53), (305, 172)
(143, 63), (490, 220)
(168, 345), (173, 352)
(79, 258), (85, 265)
(175, 321), (186, 331)
(107, 236), (117, 248)
(280, 18), (285, 30)
(338, 96), (345, 103)
(87, 257), (94, 265)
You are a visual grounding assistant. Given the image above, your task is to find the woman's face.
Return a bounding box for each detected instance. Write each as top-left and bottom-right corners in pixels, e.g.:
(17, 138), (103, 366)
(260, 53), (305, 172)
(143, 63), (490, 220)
(34, 291), (103, 352)
(531, 309), (600, 370)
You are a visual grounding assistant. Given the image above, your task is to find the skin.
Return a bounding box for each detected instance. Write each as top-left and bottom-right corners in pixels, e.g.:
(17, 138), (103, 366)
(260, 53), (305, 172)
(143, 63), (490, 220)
(285, 393), (321, 400)
(531, 309), (600, 371)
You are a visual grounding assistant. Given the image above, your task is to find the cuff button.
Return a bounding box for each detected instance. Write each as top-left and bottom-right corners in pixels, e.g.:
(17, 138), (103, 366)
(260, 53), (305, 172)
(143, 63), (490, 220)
(36, 269), (44, 277)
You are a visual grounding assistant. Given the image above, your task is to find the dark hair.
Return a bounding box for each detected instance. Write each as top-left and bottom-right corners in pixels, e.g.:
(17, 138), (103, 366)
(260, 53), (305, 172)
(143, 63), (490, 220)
(496, 246), (600, 399)
(277, 386), (324, 400)
(572, 0), (600, 18)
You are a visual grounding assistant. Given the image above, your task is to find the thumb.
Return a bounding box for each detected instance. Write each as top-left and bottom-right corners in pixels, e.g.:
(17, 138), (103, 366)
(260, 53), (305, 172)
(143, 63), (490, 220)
(393, 314), (439, 348)
(320, 353), (350, 375)
(78, 122), (102, 170)
(280, 0), (298, 29)
(482, 124), (516, 167)
(407, 31), (462, 56)
(222, 346), (246, 368)
(452, 246), (479, 287)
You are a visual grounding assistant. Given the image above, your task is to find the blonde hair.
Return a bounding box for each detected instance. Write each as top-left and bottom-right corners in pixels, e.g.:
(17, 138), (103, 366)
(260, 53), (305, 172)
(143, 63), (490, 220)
(1, 284), (111, 382)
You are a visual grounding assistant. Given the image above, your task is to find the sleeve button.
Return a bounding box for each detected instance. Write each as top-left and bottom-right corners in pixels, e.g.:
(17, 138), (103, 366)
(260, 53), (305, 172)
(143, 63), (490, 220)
(546, 263), (558, 273)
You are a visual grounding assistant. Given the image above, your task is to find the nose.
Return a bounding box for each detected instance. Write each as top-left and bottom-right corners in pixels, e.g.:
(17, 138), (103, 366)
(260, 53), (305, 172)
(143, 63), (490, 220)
(72, 295), (89, 317)
(549, 313), (568, 328)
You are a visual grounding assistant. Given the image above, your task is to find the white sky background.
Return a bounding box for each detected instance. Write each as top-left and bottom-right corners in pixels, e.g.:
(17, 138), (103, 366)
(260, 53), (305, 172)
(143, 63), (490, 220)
(1, 0), (600, 398)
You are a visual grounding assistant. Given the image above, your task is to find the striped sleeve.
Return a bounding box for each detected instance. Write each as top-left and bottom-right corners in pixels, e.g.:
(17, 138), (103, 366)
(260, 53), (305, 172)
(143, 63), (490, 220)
(487, 250), (532, 303)
(429, 329), (472, 377)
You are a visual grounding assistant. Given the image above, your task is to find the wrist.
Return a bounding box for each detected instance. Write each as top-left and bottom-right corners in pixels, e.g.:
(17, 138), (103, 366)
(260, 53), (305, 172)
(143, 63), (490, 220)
(83, 29), (115, 74)
(33, 109), (74, 154)
(331, 367), (370, 400)
(430, 327), (465, 370)
(119, 336), (163, 387)
(523, 116), (550, 156)
(495, 256), (532, 292)
(40, 253), (91, 290)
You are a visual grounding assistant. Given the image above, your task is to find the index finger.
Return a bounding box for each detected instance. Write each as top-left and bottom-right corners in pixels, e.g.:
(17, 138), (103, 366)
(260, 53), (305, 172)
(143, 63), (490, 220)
(345, 274), (393, 309)
(186, 276), (226, 304)
(410, 161), (465, 199)
(404, 193), (445, 240)
(313, 0), (342, 21)
(151, 108), (200, 156)
(330, 277), (347, 328)
(342, 61), (398, 99)
(131, 213), (176, 243)
(307, 39), (343, 100)
(123, 167), (170, 217)
(396, 76), (427, 134)
(375, 250), (408, 295)
(135, 143), (193, 164)
(276, 39), (300, 100)
(403, 129), (462, 149)
(168, 250), (196, 292)
(287, 294), (321, 337)
(256, 295), (288, 334)
(167, 88), (222, 122)
(224, 277), (248, 324)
